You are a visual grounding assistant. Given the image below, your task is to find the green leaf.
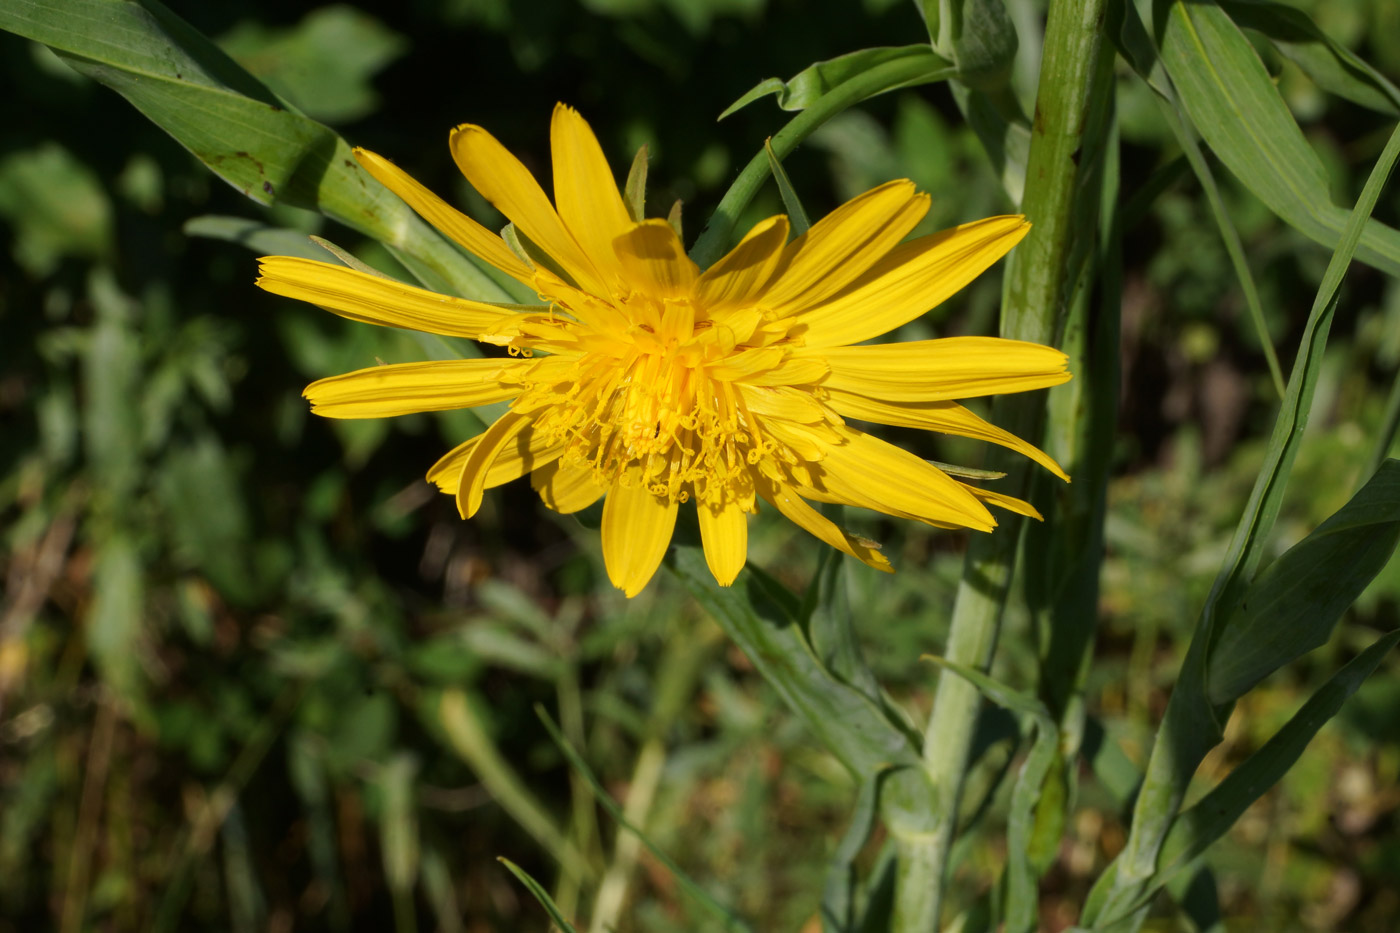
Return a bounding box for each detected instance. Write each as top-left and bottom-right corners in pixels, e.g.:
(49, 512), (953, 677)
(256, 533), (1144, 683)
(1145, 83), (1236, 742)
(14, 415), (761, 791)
(1207, 460), (1400, 703)
(535, 706), (754, 933)
(1221, 0), (1400, 116)
(86, 533), (145, 705)
(157, 435), (256, 604)
(0, 0), (524, 303)
(1204, 119), (1400, 652)
(623, 144), (648, 222)
(1155, 0), (1400, 276)
(1142, 631), (1400, 912)
(671, 548), (921, 778)
(497, 859), (581, 933)
(914, 0), (1019, 90)
(435, 690), (593, 881)
(182, 215), (326, 260)
(763, 139), (810, 236)
(693, 51), (957, 266)
(1167, 865), (1226, 933)
(718, 46), (950, 119)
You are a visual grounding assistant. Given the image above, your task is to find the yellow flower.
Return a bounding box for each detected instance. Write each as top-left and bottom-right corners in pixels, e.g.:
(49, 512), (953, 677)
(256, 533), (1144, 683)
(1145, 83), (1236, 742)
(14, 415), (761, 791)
(256, 104), (1070, 597)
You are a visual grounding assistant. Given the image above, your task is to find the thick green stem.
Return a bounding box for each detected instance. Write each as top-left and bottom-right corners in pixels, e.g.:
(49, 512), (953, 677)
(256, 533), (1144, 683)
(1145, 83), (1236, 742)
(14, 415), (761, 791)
(897, 1), (1111, 928)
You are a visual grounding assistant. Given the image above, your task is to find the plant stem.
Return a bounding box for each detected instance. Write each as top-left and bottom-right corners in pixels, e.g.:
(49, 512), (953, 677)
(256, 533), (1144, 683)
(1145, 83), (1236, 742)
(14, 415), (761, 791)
(897, 0), (1111, 928)
(690, 53), (955, 267)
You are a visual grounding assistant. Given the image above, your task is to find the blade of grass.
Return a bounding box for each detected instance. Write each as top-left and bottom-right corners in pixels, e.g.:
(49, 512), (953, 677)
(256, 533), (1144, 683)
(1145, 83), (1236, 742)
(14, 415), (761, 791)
(498, 859), (581, 933)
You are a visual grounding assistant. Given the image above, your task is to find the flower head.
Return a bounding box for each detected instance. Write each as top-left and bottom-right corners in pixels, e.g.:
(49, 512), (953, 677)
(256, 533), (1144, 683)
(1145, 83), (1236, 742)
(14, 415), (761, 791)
(256, 104), (1070, 596)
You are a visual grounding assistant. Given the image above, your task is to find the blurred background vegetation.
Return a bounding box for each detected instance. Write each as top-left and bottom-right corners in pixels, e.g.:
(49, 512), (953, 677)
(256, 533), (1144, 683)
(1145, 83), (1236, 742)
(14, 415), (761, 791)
(4, 0), (1400, 930)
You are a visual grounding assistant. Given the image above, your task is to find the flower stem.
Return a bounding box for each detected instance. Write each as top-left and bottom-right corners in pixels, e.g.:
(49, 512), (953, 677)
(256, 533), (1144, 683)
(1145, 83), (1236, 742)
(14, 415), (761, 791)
(897, 0), (1112, 928)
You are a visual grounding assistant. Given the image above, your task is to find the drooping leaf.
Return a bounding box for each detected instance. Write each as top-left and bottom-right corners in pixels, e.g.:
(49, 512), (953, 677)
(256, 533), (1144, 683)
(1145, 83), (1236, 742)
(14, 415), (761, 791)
(1081, 116), (1400, 931)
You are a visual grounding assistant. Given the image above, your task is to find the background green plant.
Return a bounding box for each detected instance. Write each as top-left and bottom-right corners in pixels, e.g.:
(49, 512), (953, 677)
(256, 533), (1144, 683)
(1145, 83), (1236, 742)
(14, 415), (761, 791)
(3, 0), (1400, 931)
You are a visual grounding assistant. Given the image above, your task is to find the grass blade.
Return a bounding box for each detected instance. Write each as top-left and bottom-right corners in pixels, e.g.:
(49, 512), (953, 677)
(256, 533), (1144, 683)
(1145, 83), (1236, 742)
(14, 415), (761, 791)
(498, 858), (581, 933)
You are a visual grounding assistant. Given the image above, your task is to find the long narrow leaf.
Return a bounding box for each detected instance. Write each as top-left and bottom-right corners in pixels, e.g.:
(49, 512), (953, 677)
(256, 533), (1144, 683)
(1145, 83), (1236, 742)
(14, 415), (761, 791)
(1207, 460), (1400, 702)
(1156, 0), (1400, 276)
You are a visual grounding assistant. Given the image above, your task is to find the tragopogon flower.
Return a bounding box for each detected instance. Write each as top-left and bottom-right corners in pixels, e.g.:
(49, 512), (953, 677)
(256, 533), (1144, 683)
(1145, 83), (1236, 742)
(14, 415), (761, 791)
(256, 105), (1070, 596)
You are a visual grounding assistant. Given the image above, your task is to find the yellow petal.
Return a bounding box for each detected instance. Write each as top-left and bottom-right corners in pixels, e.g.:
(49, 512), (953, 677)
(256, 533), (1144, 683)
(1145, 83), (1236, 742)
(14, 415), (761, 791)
(694, 215), (790, 310)
(737, 384), (832, 424)
(429, 426), (563, 495)
(697, 500), (748, 586)
(823, 389), (1067, 481)
(961, 483), (1043, 520)
(704, 347), (783, 381)
(740, 355), (829, 387)
(794, 216), (1030, 348)
(754, 475), (892, 572)
(762, 180), (929, 312)
(550, 104), (634, 282)
(304, 359), (525, 419)
(613, 219), (700, 299)
(807, 426), (994, 530)
(354, 147), (535, 285)
(257, 257), (514, 338)
(531, 458), (607, 513)
(807, 337), (1070, 402)
(455, 412), (532, 518)
(601, 467), (679, 597)
(449, 123), (607, 295)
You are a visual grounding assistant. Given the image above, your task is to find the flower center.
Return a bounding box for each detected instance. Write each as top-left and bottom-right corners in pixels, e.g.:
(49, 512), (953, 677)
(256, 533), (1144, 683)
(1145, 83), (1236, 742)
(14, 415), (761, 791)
(503, 288), (795, 507)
